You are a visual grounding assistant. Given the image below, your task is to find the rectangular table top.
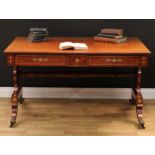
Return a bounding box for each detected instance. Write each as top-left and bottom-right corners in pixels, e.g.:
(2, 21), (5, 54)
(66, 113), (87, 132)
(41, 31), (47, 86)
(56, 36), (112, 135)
(4, 37), (150, 55)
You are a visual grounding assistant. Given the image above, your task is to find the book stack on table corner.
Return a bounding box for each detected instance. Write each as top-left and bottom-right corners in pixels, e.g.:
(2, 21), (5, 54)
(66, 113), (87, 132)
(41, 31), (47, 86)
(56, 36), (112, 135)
(94, 28), (127, 43)
(28, 28), (49, 42)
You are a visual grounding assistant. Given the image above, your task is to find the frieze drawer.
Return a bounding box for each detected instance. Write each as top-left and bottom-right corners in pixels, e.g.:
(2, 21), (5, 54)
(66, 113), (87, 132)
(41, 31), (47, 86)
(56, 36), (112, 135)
(89, 56), (147, 67)
(15, 55), (66, 66)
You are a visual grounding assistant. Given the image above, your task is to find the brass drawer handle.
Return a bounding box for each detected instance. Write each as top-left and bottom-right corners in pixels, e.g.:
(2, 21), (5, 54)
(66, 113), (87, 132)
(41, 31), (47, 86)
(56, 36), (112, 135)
(106, 58), (122, 63)
(33, 58), (48, 62)
(75, 58), (80, 63)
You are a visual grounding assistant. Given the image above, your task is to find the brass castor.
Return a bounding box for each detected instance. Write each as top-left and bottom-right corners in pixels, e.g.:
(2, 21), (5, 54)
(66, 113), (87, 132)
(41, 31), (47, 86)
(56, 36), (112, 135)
(9, 120), (16, 128)
(138, 118), (145, 129)
(9, 118), (16, 128)
(10, 122), (15, 128)
(140, 123), (145, 129)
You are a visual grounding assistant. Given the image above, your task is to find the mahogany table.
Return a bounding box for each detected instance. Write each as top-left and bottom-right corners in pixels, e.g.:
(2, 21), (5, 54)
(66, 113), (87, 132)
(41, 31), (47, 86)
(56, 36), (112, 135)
(4, 37), (150, 128)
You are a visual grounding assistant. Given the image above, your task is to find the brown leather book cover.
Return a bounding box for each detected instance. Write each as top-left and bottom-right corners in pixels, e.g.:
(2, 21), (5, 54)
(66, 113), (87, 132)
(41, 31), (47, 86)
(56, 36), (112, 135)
(100, 28), (124, 35)
(94, 36), (127, 43)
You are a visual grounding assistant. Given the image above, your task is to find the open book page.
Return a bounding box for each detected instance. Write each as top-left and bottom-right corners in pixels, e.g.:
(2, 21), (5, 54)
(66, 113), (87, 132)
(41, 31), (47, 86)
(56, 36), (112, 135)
(59, 42), (74, 50)
(73, 43), (88, 50)
(59, 42), (88, 50)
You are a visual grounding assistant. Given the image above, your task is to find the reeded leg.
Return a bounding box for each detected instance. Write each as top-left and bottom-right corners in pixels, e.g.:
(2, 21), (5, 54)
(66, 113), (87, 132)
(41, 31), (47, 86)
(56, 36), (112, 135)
(135, 68), (145, 129)
(10, 66), (18, 127)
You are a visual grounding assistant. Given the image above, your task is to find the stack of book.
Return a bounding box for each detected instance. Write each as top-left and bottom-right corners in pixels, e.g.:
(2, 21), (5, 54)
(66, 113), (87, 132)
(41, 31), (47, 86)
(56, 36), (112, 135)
(94, 28), (127, 43)
(28, 28), (49, 42)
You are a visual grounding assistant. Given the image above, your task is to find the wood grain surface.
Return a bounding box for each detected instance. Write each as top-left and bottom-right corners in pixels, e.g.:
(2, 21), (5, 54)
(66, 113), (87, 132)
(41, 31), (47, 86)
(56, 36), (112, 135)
(4, 37), (150, 54)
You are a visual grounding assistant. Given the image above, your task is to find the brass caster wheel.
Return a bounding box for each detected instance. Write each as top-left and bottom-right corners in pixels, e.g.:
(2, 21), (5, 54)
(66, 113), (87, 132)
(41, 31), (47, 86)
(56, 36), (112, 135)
(10, 122), (15, 128)
(9, 118), (16, 128)
(138, 118), (145, 129)
(140, 123), (145, 129)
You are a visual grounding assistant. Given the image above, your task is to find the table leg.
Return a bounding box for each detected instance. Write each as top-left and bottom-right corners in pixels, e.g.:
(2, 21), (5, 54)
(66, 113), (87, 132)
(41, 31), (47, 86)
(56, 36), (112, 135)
(10, 66), (19, 127)
(135, 68), (145, 129)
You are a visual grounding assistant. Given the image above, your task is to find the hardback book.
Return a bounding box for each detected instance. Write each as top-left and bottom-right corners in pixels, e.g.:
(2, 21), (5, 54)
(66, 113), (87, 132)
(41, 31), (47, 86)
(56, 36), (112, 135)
(97, 33), (123, 39)
(29, 31), (49, 36)
(28, 34), (49, 40)
(100, 28), (124, 35)
(59, 42), (88, 50)
(28, 34), (49, 39)
(30, 28), (48, 32)
(28, 38), (48, 42)
(94, 36), (127, 43)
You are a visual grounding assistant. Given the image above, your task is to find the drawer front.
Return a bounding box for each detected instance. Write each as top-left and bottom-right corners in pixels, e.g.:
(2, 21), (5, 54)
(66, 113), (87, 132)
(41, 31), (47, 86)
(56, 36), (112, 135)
(66, 55), (88, 66)
(89, 56), (141, 67)
(15, 55), (65, 66)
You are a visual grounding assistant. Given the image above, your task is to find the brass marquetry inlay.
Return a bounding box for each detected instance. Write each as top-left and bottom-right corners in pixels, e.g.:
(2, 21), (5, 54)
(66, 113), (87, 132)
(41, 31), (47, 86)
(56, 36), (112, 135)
(106, 58), (122, 63)
(75, 58), (80, 63)
(32, 58), (48, 63)
(8, 55), (14, 65)
(141, 56), (147, 65)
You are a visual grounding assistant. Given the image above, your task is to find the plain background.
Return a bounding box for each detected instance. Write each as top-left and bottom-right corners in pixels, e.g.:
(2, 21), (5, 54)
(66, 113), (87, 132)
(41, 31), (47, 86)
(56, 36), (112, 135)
(0, 19), (154, 88)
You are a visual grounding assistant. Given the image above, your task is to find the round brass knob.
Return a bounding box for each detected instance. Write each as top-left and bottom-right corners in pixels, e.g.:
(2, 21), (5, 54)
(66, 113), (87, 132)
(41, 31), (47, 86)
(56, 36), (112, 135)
(39, 58), (42, 62)
(112, 58), (116, 63)
(75, 58), (80, 63)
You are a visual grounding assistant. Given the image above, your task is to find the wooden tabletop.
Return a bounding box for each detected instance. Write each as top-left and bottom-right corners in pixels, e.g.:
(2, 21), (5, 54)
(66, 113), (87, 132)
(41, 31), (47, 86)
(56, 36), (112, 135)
(4, 37), (150, 55)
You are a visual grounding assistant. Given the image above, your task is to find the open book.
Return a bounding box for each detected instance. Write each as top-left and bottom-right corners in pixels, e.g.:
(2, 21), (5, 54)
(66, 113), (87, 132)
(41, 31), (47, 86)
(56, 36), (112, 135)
(59, 42), (88, 50)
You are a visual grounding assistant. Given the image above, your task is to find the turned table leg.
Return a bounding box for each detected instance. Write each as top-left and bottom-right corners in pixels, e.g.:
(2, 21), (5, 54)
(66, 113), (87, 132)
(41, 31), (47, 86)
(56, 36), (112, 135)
(10, 66), (19, 127)
(135, 68), (145, 129)
(10, 66), (24, 127)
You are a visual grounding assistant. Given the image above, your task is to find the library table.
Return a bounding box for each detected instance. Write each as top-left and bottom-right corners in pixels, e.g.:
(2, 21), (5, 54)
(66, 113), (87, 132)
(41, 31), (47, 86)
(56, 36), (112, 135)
(4, 37), (150, 128)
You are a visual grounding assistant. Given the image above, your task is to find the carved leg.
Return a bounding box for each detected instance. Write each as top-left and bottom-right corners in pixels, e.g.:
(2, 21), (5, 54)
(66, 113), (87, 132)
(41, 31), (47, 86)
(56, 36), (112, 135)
(135, 68), (145, 129)
(10, 66), (19, 128)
